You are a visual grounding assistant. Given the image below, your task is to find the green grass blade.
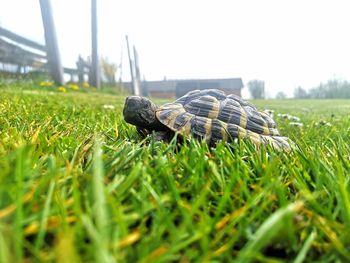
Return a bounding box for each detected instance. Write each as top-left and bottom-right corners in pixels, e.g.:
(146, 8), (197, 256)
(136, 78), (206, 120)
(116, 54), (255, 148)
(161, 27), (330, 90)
(236, 201), (304, 263)
(293, 231), (317, 263)
(34, 180), (56, 249)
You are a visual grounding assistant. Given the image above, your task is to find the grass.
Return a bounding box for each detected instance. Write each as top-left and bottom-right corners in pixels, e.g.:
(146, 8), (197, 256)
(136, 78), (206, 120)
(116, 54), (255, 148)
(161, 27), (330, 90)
(0, 82), (350, 262)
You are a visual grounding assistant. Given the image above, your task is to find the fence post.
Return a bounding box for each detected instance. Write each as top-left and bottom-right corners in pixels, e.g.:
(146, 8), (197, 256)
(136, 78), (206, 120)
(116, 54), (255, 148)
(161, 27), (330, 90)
(39, 0), (64, 85)
(125, 35), (140, 95)
(90, 0), (100, 89)
(76, 56), (85, 83)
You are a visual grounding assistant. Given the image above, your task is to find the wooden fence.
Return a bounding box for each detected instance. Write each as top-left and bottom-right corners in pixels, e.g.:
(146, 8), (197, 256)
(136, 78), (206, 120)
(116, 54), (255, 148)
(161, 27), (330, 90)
(0, 27), (89, 82)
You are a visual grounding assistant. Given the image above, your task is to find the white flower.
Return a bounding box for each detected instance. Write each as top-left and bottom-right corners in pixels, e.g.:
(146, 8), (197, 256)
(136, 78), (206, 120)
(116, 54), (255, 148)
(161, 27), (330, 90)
(289, 116), (301, 122)
(277, 113), (301, 122)
(102, 104), (115, 109)
(289, 122), (304, 127)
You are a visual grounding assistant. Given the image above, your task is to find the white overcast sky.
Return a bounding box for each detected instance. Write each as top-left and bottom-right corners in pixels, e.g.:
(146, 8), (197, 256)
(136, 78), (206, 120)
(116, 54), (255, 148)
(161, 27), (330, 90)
(1, 0), (350, 98)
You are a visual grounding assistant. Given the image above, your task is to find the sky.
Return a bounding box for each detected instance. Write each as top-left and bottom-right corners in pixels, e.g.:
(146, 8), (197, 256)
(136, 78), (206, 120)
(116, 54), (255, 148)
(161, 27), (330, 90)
(1, 0), (350, 98)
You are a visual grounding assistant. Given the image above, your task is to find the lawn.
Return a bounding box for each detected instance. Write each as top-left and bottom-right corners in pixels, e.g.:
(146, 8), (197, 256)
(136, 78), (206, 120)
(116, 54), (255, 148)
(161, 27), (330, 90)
(0, 83), (350, 262)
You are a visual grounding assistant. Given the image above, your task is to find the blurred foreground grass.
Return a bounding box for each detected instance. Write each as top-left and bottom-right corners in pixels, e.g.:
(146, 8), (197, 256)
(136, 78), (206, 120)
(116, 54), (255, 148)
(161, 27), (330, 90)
(0, 83), (350, 262)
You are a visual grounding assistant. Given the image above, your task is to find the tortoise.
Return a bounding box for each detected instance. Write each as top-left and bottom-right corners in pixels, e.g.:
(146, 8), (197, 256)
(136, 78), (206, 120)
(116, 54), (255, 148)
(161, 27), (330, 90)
(123, 89), (293, 151)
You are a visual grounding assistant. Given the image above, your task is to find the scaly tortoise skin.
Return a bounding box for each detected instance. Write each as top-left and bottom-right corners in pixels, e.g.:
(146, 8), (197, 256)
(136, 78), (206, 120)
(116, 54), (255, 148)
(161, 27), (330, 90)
(123, 89), (293, 150)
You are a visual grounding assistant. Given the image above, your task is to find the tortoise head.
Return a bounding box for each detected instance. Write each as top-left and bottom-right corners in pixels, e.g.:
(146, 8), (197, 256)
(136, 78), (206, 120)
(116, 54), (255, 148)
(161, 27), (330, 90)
(123, 96), (166, 131)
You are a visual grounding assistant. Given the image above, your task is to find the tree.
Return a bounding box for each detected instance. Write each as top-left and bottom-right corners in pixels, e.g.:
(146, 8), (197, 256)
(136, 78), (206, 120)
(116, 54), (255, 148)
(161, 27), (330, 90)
(247, 80), (265, 99)
(292, 80), (350, 99)
(100, 56), (117, 85)
(309, 79), (350, 99)
(275, 91), (287, 99)
(293, 86), (308, 99)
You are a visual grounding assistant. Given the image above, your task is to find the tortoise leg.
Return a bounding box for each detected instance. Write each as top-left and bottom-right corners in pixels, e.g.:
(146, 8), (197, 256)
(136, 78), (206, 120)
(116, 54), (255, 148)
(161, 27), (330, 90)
(137, 127), (150, 138)
(137, 128), (174, 143)
(153, 130), (173, 142)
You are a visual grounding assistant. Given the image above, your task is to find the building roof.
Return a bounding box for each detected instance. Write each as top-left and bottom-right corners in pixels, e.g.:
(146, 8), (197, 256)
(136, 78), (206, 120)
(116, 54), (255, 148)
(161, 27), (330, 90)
(123, 77), (244, 97)
(125, 78), (243, 90)
(145, 78), (243, 91)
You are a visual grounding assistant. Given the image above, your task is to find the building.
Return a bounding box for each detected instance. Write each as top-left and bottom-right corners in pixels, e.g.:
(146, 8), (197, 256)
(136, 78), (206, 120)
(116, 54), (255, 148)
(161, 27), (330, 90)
(123, 78), (244, 98)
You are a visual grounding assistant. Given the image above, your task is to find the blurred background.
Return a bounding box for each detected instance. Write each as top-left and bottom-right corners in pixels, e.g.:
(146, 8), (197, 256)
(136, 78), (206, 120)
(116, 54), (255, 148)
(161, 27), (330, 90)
(1, 0), (350, 99)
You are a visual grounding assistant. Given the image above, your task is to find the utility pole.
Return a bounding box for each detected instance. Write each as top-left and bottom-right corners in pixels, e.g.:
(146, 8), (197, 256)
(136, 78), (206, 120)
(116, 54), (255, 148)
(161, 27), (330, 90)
(133, 45), (142, 95)
(90, 0), (100, 89)
(118, 42), (123, 83)
(126, 35), (140, 95)
(39, 0), (64, 85)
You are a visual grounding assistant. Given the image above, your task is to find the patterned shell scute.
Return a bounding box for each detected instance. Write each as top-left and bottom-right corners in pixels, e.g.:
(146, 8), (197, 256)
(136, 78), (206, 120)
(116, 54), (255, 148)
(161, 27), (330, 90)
(156, 89), (291, 150)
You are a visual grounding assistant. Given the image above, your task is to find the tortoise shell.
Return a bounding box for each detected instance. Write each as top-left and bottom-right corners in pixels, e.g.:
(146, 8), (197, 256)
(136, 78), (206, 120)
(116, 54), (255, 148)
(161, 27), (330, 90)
(155, 89), (292, 150)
